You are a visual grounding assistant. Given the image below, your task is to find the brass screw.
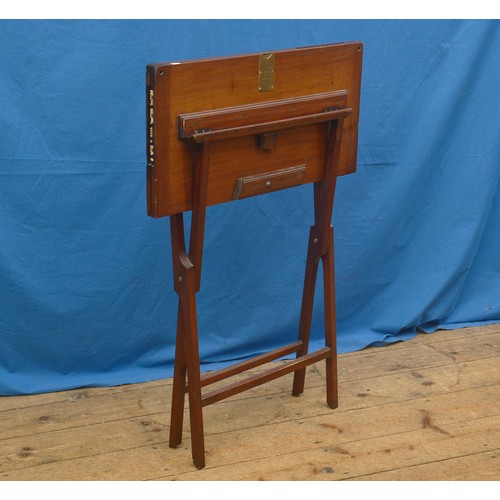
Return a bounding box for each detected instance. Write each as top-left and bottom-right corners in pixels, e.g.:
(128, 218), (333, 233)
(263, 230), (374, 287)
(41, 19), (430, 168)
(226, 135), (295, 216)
(313, 237), (318, 244)
(177, 276), (183, 282)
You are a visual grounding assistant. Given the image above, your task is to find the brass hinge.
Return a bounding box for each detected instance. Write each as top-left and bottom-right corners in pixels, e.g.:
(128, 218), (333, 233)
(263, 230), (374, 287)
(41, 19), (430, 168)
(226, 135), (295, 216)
(194, 127), (213, 135)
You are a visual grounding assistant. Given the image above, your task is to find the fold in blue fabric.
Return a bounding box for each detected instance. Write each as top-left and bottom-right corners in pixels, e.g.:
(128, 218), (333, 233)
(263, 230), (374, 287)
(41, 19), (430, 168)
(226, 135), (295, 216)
(1, 20), (499, 395)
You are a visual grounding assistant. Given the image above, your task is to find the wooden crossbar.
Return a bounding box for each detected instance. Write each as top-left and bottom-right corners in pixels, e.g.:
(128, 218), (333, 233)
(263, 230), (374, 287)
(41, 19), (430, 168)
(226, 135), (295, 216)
(201, 347), (331, 408)
(178, 90), (348, 138)
(186, 108), (352, 143)
(196, 341), (303, 390)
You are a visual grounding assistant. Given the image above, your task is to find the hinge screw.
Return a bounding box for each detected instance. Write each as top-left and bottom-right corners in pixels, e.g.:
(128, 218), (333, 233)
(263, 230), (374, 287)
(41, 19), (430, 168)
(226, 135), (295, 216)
(177, 276), (183, 282)
(313, 237), (318, 244)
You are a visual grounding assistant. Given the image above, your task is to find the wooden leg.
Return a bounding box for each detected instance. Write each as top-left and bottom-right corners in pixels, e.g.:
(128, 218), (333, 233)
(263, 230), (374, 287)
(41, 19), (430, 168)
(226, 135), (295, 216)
(292, 227), (320, 396)
(169, 303), (187, 448)
(168, 141), (210, 469)
(292, 120), (344, 405)
(322, 227), (338, 409)
(169, 214), (207, 469)
(178, 266), (205, 469)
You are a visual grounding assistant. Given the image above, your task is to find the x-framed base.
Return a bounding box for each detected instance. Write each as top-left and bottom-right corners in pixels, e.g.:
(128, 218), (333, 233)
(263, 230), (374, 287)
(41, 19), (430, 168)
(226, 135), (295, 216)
(166, 113), (347, 469)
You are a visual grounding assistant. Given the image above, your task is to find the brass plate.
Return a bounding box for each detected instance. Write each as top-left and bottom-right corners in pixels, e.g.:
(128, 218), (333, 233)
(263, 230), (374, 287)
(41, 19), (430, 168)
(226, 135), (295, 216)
(259, 53), (275, 92)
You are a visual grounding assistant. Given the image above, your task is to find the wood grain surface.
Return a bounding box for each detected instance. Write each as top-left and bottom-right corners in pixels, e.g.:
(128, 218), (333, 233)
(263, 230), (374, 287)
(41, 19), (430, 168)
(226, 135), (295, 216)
(147, 42), (363, 217)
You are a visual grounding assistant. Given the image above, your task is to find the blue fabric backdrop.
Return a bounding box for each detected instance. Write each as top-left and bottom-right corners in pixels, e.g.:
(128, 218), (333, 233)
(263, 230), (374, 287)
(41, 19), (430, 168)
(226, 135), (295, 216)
(1, 20), (499, 396)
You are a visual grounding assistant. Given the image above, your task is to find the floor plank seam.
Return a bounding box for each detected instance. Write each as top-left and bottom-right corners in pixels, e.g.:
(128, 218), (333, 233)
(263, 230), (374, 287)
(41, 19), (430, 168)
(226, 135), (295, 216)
(143, 413), (500, 479)
(149, 422), (500, 480)
(205, 381), (500, 435)
(1, 377), (498, 444)
(342, 447), (500, 481)
(0, 439), (174, 476)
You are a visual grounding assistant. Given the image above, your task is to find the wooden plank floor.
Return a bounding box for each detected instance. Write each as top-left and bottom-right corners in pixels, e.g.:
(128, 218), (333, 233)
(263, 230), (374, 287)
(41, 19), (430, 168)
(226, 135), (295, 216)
(0, 324), (499, 480)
